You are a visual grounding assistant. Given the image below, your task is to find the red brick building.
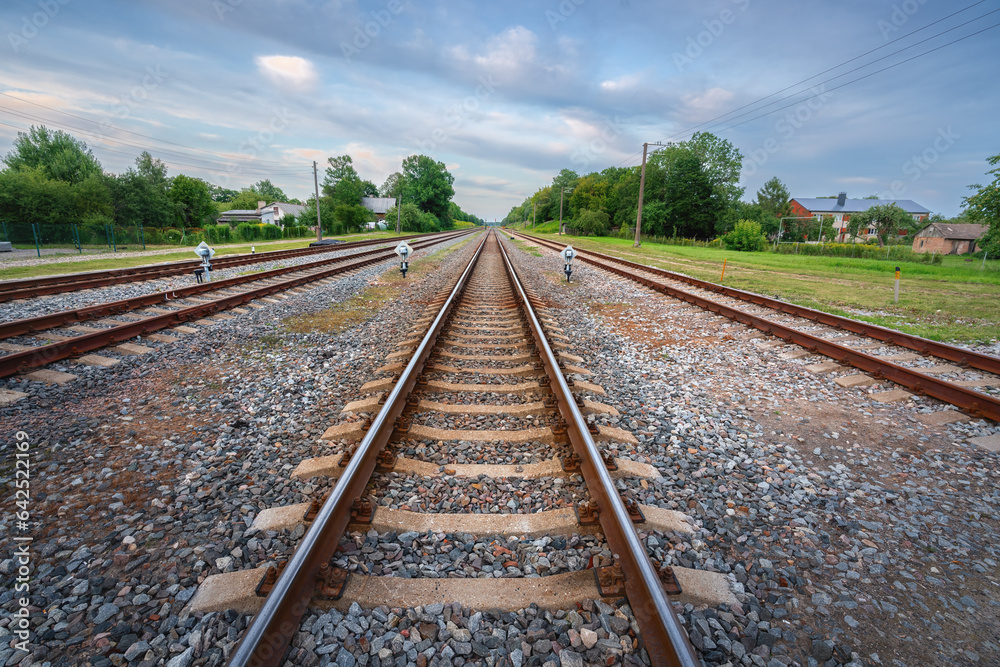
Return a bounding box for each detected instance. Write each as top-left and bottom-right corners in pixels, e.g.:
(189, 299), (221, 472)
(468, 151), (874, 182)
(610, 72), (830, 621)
(788, 193), (930, 242)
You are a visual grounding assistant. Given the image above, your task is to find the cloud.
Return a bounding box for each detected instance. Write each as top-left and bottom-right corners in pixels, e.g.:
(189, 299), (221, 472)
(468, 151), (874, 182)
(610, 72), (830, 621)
(254, 55), (318, 91)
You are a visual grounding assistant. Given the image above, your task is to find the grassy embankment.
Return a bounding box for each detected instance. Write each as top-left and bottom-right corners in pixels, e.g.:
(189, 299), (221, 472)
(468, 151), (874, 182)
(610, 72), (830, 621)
(520, 231), (1000, 344)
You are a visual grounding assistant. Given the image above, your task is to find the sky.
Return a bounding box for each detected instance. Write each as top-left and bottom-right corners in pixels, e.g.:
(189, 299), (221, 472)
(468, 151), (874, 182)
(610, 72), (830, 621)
(1, 0), (998, 220)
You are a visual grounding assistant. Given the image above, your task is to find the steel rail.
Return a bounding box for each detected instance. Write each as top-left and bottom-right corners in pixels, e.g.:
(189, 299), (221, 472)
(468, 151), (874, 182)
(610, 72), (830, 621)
(496, 234), (700, 667)
(0, 230), (477, 379)
(514, 233), (1000, 421)
(0, 230), (449, 302)
(0, 230), (472, 340)
(227, 230), (488, 667)
(516, 232), (1000, 376)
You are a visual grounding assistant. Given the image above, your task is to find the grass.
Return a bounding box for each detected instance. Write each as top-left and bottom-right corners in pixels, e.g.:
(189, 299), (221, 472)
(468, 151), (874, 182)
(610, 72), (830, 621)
(283, 236), (474, 335)
(0, 230), (416, 281)
(523, 232), (1000, 344)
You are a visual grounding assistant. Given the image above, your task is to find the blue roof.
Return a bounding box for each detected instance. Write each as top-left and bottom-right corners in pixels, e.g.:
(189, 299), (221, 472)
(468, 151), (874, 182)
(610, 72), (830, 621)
(793, 197), (930, 214)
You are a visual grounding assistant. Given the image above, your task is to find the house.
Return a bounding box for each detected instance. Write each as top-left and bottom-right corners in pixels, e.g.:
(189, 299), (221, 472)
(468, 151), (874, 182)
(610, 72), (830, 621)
(912, 222), (988, 254)
(361, 196), (397, 230)
(217, 201), (305, 226)
(788, 193), (931, 242)
(260, 202), (306, 225)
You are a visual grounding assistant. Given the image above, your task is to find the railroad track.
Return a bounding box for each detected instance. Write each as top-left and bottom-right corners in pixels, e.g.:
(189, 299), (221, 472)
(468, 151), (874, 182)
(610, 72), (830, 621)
(190, 229), (706, 667)
(0, 231), (447, 302)
(0, 229), (475, 379)
(512, 232), (1000, 423)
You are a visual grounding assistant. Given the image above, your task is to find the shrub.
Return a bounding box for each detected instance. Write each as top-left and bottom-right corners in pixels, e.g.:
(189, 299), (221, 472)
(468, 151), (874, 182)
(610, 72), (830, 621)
(203, 224), (232, 244)
(576, 209), (609, 236)
(722, 219), (768, 251)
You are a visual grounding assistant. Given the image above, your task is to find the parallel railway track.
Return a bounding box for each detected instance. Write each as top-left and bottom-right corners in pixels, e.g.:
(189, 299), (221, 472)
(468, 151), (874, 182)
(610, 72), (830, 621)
(513, 232), (1000, 422)
(0, 229), (474, 378)
(0, 231), (446, 302)
(194, 229), (700, 666)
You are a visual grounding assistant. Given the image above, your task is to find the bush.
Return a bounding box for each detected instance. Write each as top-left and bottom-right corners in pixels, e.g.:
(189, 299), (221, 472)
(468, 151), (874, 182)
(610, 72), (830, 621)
(722, 219), (768, 251)
(576, 209), (609, 236)
(203, 224), (232, 244)
(615, 225), (633, 240)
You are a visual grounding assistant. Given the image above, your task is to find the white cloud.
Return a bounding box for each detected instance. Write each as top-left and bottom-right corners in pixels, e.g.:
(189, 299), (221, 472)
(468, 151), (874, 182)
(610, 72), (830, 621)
(473, 26), (536, 73)
(254, 55), (318, 91)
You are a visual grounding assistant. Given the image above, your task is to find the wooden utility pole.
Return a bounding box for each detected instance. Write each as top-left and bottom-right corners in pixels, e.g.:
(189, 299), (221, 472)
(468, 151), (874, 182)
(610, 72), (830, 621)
(558, 187), (567, 235)
(313, 161), (322, 241)
(633, 141), (664, 247)
(634, 143), (648, 247)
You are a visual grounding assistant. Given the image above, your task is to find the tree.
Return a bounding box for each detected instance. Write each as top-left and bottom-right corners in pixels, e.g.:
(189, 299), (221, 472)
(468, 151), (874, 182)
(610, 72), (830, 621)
(662, 153), (721, 238)
(964, 153), (1000, 255)
(650, 132), (744, 206)
(846, 203), (916, 247)
(754, 177), (791, 219)
(109, 152), (173, 228)
(208, 184), (240, 202)
(225, 189), (266, 211)
(401, 154), (455, 223)
(568, 175), (609, 219)
(252, 179), (288, 203)
(380, 172), (403, 199)
(170, 174), (215, 227)
(0, 167), (75, 227)
(723, 219), (768, 251)
(3, 125), (102, 185)
(333, 204), (371, 232)
(575, 209), (609, 235)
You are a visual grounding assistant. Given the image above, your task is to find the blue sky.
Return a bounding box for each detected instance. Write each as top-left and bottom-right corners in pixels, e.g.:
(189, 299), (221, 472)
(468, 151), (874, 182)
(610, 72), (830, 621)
(1, 0), (998, 219)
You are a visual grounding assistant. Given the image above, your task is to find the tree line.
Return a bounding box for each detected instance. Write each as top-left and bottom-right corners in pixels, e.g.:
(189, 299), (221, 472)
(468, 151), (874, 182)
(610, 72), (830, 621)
(504, 131), (992, 254)
(0, 126), (481, 237)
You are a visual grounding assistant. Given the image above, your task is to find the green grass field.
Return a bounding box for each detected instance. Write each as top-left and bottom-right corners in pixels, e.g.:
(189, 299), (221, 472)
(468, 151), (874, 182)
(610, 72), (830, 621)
(521, 232), (1000, 344)
(0, 231), (412, 281)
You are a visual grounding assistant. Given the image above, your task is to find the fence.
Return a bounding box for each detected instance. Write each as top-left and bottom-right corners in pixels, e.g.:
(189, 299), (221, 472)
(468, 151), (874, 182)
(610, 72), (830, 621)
(0, 221), (315, 257)
(0, 221), (152, 256)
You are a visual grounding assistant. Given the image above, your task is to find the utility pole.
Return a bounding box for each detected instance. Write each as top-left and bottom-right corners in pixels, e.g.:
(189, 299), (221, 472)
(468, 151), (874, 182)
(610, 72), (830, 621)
(633, 141), (664, 248)
(313, 161), (322, 241)
(559, 187), (565, 235)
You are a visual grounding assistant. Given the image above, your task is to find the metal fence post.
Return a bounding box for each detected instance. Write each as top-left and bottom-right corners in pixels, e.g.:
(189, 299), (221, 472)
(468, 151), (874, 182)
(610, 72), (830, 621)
(110, 224), (117, 253)
(140, 225), (146, 250)
(73, 224), (82, 253)
(31, 223), (41, 258)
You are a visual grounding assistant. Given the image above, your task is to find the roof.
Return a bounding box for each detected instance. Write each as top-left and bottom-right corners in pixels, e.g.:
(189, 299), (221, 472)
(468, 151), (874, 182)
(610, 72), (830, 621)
(218, 209), (261, 216)
(792, 197), (931, 215)
(264, 202), (307, 216)
(918, 222), (988, 240)
(361, 197), (397, 214)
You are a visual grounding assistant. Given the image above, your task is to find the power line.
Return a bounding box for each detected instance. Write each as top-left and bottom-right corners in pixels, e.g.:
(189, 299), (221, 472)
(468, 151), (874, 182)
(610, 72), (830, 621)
(0, 109), (308, 177)
(0, 90), (297, 167)
(664, 6), (1000, 143)
(659, 1), (994, 143)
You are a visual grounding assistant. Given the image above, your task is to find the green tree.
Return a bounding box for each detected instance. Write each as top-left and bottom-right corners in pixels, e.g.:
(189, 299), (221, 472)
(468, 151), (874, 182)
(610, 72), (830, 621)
(754, 177), (791, 219)
(568, 175), (609, 218)
(662, 154), (722, 238)
(650, 132), (744, 206)
(223, 189), (266, 211)
(170, 174), (215, 227)
(251, 179), (288, 203)
(333, 203), (372, 232)
(3, 125), (102, 185)
(846, 203), (916, 247)
(723, 219), (768, 251)
(380, 172), (403, 199)
(575, 209), (609, 235)
(208, 184), (240, 202)
(109, 152), (173, 228)
(964, 153), (1000, 255)
(0, 167), (74, 226)
(401, 154), (455, 224)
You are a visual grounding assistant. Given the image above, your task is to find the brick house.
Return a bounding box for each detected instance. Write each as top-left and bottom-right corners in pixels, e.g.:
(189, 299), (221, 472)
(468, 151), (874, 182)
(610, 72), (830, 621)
(912, 223), (988, 254)
(788, 193), (930, 242)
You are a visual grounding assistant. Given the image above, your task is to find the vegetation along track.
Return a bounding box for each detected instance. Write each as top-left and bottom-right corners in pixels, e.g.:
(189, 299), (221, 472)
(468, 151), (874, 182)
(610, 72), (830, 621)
(0, 230), (448, 302)
(189, 229), (707, 667)
(513, 232), (1000, 423)
(0, 230), (475, 378)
